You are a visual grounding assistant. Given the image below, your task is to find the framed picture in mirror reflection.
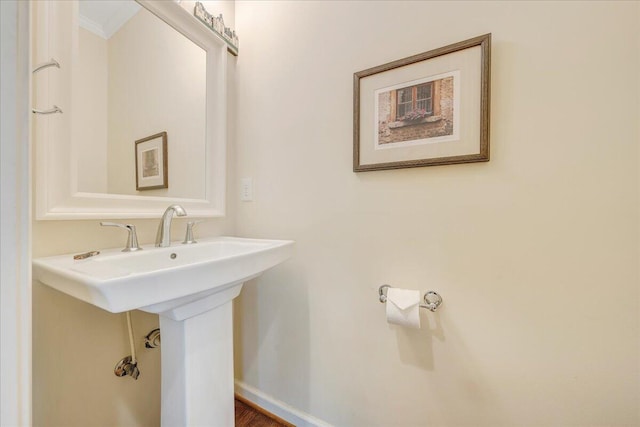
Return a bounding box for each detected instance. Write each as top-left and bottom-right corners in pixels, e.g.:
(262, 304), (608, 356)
(135, 131), (168, 190)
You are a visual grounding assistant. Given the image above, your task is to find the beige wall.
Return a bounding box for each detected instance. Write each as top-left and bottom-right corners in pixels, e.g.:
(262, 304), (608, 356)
(32, 4), (237, 426)
(233, 1), (640, 426)
(32, 1), (640, 426)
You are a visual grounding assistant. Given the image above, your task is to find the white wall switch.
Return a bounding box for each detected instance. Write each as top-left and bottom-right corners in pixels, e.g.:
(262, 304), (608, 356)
(240, 177), (253, 201)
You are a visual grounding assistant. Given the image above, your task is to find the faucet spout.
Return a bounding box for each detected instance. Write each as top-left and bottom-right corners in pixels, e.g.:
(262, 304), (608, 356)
(155, 204), (187, 247)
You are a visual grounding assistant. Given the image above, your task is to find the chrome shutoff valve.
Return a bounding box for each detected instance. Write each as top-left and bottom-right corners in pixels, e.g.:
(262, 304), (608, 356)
(114, 355), (140, 380)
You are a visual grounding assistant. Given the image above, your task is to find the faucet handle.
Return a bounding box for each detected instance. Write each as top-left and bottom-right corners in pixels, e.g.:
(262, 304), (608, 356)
(182, 220), (204, 244)
(100, 222), (142, 252)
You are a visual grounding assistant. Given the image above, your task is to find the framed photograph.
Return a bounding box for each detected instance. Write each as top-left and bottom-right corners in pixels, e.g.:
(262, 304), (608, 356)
(135, 131), (168, 190)
(353, 34), (491, 172)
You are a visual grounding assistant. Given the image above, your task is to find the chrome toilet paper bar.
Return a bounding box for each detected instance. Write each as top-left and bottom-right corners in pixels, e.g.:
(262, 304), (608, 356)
(378, 284), (443, 312)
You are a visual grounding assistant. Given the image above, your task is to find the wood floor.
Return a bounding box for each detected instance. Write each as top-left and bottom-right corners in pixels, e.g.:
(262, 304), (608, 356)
(235, 396), (294, 427)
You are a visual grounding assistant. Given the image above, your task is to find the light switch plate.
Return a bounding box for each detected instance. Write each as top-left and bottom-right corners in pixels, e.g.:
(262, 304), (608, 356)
(240, 177), (253, 201)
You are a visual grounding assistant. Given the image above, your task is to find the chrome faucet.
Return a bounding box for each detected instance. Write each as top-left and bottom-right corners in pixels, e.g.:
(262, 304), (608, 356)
(155, 204), (187, 247)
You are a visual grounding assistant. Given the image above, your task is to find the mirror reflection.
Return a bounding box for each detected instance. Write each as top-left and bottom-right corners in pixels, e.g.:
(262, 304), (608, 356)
(75, 0), (207, 199)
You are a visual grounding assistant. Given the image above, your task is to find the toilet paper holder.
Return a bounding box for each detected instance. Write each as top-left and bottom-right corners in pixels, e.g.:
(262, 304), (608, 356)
(378, 284), (443, 312)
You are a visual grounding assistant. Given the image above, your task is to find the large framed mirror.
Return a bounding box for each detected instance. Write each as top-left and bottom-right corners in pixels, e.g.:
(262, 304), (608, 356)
(32, 0), (227, 219)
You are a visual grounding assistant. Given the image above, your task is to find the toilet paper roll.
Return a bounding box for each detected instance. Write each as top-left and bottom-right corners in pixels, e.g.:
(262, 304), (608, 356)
(386, 288), (421, 329)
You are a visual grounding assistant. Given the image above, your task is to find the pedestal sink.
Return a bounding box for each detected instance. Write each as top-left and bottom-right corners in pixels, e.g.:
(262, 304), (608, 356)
(33, 236), (294, 426)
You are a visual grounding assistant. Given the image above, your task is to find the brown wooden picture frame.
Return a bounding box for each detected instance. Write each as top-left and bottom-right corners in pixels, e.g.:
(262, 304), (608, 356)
(135, 131), (168, 190)
(353, 33), (491, 172)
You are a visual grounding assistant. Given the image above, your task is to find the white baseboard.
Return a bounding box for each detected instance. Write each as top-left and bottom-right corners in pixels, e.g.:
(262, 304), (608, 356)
(234, 380), (333, 427)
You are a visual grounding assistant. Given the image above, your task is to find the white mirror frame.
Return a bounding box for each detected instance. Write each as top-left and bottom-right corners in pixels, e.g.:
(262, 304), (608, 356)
(33, 0), (227, 219)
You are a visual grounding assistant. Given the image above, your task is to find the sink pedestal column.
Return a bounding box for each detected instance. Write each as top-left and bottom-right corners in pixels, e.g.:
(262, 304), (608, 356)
(158, 284), (243, 427)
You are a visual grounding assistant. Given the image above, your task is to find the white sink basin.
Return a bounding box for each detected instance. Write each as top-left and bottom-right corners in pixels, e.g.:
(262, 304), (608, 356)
(33, 236), (294, 317)
(33, 235), (294, 426)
